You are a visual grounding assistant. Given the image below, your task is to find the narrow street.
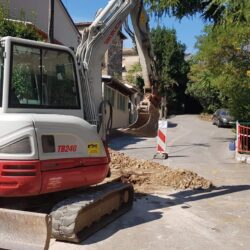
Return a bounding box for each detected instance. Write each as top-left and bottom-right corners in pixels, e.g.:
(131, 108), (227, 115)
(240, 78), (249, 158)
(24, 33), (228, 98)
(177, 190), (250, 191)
(51, 115), (250, 250)
(110, 115), (250, 186)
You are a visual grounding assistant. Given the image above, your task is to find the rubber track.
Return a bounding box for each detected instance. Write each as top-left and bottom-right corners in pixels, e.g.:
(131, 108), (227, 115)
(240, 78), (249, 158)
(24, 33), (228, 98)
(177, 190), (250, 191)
(51, 182), (134, 243)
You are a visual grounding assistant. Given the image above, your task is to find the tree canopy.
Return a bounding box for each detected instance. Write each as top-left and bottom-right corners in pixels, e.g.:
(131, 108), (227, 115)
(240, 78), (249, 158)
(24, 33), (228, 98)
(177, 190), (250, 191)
(0, 5), (41, 40)
(151, 26), (189, 113)
(187, 23), (250, 120)
(145, 0), (250, 24)
(145, 0), (250, 120)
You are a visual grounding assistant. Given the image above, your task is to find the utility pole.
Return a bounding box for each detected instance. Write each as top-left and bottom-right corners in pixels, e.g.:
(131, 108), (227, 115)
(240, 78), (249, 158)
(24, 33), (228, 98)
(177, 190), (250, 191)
(48, 0), (55, 43)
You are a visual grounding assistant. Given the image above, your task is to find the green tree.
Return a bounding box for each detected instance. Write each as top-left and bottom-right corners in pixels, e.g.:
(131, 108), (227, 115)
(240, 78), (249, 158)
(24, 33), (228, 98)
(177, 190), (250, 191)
(146, 0), (250, 119)
(186, 57), (222, 113)
(125, 63), (145, 92)
(0, 5), (41, 40)
(145, 0), (250, 24)
(151, 26), (190, 113)
(187, 24), (250, 120)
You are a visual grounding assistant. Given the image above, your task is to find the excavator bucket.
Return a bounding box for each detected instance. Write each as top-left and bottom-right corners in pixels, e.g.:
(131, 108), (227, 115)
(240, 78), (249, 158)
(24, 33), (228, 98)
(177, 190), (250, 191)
(0, 208), (51, 250)
(124, 100), (159, 137)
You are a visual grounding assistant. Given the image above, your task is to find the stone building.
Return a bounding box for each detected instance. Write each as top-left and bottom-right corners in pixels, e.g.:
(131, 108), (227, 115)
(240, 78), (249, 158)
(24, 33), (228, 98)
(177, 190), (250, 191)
(104, 31), (127, 77)
(75, 22), (126, 77)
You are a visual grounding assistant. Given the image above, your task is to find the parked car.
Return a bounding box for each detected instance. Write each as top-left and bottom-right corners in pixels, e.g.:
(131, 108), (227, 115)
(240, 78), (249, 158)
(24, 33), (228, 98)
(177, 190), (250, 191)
(212, 109), (234, 127)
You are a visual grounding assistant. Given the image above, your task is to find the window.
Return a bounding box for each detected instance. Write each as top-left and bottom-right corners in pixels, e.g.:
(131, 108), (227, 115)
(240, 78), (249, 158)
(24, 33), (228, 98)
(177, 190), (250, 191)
(104, 86), (115, 106)
(9, 44), (80, 109)
(0, 46), (4, 107)
(117, 92), (126, 111)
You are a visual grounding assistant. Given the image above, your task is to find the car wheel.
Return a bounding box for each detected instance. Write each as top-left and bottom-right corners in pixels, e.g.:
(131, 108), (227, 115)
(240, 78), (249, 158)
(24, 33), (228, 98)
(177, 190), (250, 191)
(217, 120), (222, 127)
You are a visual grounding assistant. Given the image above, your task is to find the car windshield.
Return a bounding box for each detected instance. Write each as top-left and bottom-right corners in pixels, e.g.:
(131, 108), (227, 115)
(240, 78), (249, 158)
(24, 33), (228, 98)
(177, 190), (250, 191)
(220, 110), (229, 116)
(0, 45), (3, 107)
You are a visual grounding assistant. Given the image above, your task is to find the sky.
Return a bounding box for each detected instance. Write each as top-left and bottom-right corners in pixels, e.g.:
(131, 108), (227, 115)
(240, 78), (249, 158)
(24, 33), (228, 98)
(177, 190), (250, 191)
(62, 0), (205, 54)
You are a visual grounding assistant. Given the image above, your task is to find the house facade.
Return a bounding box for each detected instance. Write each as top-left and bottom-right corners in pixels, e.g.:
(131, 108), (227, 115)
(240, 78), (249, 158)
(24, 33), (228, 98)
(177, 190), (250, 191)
(0, 0), (80, 49)
(102, 76), (138, 128)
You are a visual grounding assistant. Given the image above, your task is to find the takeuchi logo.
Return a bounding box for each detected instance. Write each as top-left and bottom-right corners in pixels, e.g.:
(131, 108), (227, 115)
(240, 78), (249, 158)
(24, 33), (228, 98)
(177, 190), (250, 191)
(58, 145), (77, 153)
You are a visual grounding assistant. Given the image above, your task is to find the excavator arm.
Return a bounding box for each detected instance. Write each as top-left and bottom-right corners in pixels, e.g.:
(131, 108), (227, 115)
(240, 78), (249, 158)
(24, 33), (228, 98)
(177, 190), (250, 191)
(76, 0), (160, 139)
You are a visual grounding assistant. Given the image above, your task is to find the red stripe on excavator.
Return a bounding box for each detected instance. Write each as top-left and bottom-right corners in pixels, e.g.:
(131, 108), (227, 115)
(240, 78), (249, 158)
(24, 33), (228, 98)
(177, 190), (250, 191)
(40, 157), (109, 171)
(0, 157), (109, 197)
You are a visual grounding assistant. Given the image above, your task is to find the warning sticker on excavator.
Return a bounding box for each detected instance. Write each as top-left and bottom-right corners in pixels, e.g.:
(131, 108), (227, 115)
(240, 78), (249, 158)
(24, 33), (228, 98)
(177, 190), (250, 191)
(87, 143), (100, 154)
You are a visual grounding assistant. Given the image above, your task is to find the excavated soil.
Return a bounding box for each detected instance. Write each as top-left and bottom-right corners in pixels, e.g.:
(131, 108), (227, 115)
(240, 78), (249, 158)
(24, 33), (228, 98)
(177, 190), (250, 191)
(109, 150), (213, 193)
(199, 113), (212, 121)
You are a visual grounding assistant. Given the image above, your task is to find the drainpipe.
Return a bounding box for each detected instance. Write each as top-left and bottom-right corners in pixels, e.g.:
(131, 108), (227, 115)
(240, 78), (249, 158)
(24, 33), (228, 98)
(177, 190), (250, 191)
(48, 0), (55, 43)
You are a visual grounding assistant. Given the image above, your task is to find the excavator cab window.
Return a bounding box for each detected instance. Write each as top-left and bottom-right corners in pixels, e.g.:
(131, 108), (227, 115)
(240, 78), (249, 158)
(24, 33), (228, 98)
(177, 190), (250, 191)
(9, 43), (80, 109)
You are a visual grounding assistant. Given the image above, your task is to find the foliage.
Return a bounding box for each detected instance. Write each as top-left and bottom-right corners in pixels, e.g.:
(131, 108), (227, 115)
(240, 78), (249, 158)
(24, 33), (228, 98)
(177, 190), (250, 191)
(187, 24), (250, 120)
(0, 4), (41, 40)
(145, 0), (250, 119)
(145, 0), (250, 24)
(12, 64), (34, 101)
(186, 57), (222, 113)
(125, 63), (144, 92)
(150, 26), (189, 112)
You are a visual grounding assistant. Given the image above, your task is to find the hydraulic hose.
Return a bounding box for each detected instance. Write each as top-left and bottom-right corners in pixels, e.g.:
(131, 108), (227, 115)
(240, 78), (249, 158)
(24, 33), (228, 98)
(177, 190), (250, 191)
(97, 100), (113, 142)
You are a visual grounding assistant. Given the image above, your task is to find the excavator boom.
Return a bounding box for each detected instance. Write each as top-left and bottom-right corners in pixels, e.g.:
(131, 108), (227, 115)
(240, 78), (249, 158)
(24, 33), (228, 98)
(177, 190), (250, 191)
(77, 0), (160, 138)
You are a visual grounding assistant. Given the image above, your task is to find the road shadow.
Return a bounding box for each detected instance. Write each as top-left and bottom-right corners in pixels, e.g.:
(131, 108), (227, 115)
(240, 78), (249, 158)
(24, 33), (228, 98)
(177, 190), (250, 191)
(81, 184), (250, 245)
(108, 130), (148, 150)
(167, 155), (188, 158)
(167, 121), (178, 128)
(212, 137), (235, 143)
(121, 146), (156, 151)
(167, 143), (210, 154)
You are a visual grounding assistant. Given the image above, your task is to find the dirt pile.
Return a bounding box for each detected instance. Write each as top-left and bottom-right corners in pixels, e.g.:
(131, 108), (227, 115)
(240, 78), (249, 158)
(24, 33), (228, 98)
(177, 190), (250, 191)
(199, 113), (212, 121)
(109, 150), (213, 193)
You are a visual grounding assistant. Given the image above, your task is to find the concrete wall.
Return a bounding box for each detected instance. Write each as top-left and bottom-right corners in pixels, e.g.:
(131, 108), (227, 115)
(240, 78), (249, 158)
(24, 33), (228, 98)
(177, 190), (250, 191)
(0, 0), (79, 49)
(104, 85), (129, 128)
(113, 93), (129, 128)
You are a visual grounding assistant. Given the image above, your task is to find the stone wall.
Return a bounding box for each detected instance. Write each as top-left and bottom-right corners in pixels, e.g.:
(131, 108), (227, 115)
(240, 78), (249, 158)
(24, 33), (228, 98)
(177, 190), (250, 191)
(106, 35), (123, 78)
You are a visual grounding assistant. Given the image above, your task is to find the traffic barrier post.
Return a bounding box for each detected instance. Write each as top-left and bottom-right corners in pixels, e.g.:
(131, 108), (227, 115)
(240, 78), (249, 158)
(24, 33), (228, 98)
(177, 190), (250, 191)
(154, 120), (168, 159)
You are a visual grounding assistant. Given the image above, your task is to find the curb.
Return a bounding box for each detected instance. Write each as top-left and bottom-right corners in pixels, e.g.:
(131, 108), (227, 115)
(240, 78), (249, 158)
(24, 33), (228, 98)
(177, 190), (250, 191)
(236, 153), (250, 165)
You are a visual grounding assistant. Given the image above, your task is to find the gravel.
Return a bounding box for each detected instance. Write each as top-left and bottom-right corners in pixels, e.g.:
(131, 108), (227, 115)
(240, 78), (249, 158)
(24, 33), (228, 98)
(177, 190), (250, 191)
(109, 150), (214, 193)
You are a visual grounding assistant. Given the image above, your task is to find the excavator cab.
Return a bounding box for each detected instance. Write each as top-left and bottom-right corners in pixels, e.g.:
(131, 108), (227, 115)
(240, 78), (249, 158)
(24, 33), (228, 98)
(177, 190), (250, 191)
(0, 36), (110, 198)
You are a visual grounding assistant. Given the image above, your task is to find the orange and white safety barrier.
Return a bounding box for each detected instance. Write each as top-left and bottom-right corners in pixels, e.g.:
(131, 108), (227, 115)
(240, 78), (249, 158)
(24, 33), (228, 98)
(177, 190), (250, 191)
(236, 121), (250, 164)
(154, 120), (168, 159)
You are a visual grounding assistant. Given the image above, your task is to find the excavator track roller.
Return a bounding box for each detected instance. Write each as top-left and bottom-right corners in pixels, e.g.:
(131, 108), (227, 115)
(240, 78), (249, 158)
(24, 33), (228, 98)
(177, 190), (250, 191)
(51, 181), (134, 243)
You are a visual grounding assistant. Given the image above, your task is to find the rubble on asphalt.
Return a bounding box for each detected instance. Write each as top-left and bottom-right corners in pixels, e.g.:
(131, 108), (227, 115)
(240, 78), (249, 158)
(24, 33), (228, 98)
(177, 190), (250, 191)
(109, 150), (213, 193)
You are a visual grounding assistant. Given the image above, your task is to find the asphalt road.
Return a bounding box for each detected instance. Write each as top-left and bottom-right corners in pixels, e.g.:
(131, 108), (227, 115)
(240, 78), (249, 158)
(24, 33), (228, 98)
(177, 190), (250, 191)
(50, 115), (250, 250)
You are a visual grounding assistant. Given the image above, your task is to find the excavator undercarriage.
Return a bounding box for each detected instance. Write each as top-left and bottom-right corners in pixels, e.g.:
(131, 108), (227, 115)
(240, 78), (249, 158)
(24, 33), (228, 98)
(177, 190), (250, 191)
(0, 180), (134, 249)
(52, 181), (134, 243)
